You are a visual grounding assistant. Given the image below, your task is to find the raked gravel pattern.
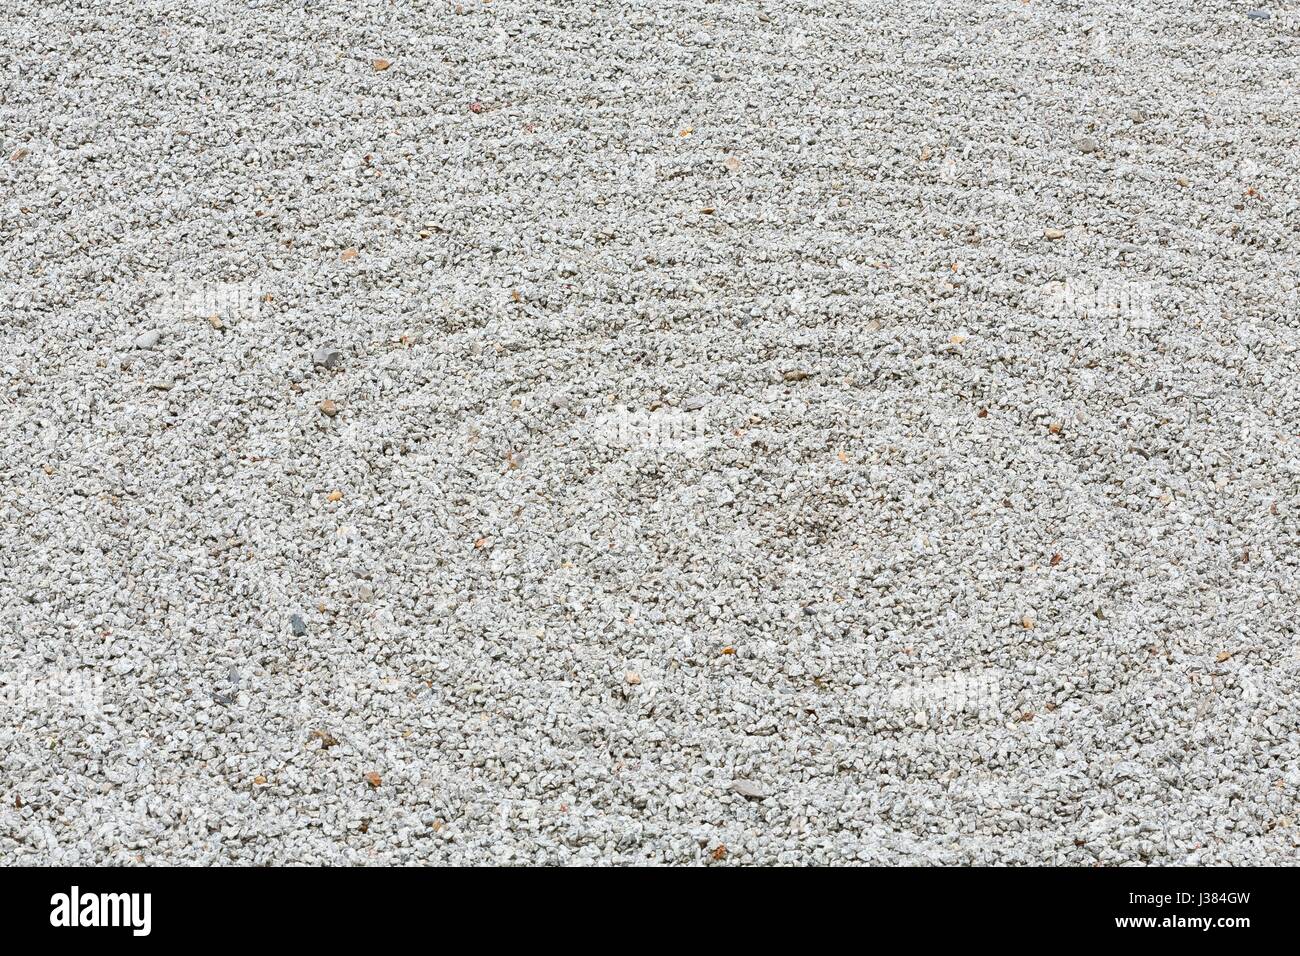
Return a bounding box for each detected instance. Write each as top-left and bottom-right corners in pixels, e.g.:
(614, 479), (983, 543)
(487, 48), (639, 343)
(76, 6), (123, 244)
(1, 1), (1298, 865)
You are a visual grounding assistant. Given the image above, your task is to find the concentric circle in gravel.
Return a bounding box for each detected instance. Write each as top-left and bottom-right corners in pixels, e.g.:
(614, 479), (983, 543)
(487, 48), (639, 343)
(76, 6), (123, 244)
(1, 0), (1297, 864)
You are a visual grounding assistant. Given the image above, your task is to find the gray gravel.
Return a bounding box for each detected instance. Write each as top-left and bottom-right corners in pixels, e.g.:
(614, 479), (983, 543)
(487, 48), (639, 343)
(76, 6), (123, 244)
(2, 1), (1298, 865)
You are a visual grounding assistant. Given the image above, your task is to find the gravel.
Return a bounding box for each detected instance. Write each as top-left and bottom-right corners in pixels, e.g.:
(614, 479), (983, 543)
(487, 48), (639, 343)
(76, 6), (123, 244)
(1, 1), (1298, 866)
(311, 346), (344, 371)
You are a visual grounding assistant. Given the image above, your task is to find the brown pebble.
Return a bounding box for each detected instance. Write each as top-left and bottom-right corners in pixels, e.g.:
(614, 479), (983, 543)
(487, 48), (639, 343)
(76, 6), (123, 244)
(319, 399), (339, 417)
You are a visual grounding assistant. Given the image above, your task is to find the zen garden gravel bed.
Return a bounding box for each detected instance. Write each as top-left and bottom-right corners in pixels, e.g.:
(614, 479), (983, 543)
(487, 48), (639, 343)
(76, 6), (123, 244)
(0, 0), (1297, 864)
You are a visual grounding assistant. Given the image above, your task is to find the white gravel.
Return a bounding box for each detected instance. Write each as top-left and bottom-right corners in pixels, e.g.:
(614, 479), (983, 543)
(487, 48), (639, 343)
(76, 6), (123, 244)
(2, 0), (1298, 865)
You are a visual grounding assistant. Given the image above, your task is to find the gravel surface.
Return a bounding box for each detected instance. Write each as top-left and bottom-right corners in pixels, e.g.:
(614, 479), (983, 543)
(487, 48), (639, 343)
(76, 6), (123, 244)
(2, 1), (1298, 865)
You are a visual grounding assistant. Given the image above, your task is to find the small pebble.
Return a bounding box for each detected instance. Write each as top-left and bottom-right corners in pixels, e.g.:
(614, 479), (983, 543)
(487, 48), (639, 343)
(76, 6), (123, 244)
(313, 346), (344, 369)
(731, 780), (771, 801)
